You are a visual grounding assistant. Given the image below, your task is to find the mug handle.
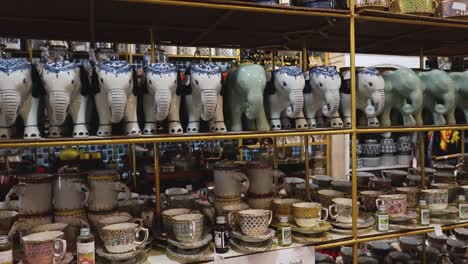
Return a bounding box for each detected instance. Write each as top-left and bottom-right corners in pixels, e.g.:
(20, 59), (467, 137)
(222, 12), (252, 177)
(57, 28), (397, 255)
(408, 168), (416, 175)
(328, 204), (337, 219)
(267, 211), (273, 225)
(5, 184), (23, 208)
(232, 172), (250, 194)
(345, 173), (352, 182)
(133, 218), (144, 227)
(115, 182), (131, 202)
(227, 212), (237, 229)
(75, 183), (89, 207)
(53, 238), (67, 261)
(133, 227), (149, 249)
(381, 170), (388, 179)
(319, 208), (329, 222)
(375, 198), (385, 208)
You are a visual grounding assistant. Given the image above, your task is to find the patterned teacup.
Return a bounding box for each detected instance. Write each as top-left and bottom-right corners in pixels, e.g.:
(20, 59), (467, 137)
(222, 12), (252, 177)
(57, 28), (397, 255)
(22, 231), (67, 264)
(162, 208), (192, 235)
(292, 202), (328, 228)
(223, 203), (250, 230)
(396, 187), (420, 208)
(273, 198), (302, 222)
(421, 189), (448, 211)
(329, 198), (356, 223)
(359, 191), (385, 212)
(172, 213), (204, 242)
(238, 209), (272, 237)
(101, 223), (149, 253)
(376, 194), (407, 216)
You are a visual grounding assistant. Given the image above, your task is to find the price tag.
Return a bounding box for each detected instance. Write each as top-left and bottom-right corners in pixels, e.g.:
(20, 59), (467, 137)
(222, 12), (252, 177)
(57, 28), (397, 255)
(217, 246), (315, 264)
(434, 224), (444, 237)
(453, 2), (467, 11)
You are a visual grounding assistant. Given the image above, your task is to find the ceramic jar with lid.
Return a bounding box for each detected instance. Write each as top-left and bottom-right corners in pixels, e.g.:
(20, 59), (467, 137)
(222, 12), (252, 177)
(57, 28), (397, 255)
(362, 139), (381, 157)
(6, 173), (53, 215)
(380, 138), (398, 166)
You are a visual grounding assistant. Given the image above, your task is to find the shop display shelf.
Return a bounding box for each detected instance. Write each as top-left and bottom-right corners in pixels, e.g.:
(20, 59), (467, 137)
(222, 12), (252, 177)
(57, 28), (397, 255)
(356, 125), (468, 134)
(356, 164), (410, 172)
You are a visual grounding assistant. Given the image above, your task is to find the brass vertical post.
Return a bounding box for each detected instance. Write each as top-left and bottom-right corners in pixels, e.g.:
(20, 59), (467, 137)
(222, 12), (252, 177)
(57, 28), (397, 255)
(131, 144), (137, 190)
(153, 143), (161, 229)
(326, 135), (331, 175)
(419, 51), (426, 189)
(209, 47), (212, 63)
(150, 28), (156, 63)
(462, 130), (465, 153)
(26, 40), (33, 63)
(273, 137), (278, 197)
(304, 136), (310, 200)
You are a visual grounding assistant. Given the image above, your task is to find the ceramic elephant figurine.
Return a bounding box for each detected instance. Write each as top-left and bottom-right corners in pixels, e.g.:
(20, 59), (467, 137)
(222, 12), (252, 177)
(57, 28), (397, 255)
(224, 63), (270, 132)
(380, 67), (423, 127)
(181, 63), (226, 133)
(264, 65), (307, 130)
(142, 63), (183, 134)
(40, 60), (91, 137)
(304, 66), (343, 128)
(450, 70), (468, 123)
(419, 69), (456, 125)
(0, 58), (42, 139)
(91, 60), (141, 136)
(340, 67), (385, 127)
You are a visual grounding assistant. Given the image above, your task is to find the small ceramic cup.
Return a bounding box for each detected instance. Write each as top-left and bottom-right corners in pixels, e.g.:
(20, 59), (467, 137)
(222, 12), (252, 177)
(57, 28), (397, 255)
(272, 198), (302, 222)
(97, 215), (143, 233)
(161, 208), (192, 235)
(172, 213), (204, 242)
(281, 177), (305, 196)
(395, 187), (420, 208)
(359, 191), (385, 212)
(317, 189), (345, 207)
(329, 198), (356, 223)
(376, 194), (407, 216)
(292, 202), (328, 228)
(238, 209), (272, 237)
(431, 183), (460, 202)
(101, 223), (149, 253)
(223, 203), (250, 230)
(22, 231), (67, 264)
(421, 189), (449, 211)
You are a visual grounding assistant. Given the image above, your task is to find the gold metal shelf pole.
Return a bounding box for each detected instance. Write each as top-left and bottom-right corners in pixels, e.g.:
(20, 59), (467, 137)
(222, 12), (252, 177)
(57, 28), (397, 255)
(326, 135), (331, 175)
(304, 136), (310, 200)
(153, 143), (161, 229)
(26, 40), (33, 63)
(462, 130), (465, 153)
(150, 28), (156, 63)
(273, 137), (278, 197)
(131, 144), (137, 190)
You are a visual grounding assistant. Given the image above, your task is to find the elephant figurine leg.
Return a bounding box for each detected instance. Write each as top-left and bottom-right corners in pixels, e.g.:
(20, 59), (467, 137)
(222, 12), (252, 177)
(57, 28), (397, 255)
(432, 112), (446, 126)
(210, 95), (227, 133)
(168, 94), (183, 134)
(329, 114), (343, 128)
(20, 96), (41, 139)
(143, 94), (156, 135)
(269, 110), (282, 130)
(229, 104), (244, 132)
(0, 122), (11, 139)
(446, 112), (456, 125)
(295, 112), (308, 129)
(124, 94), (142, 136)
(47, 106), (63, 138)
(368, 117), (380, 127)
(95, 92), (112, 136)
(280, 114), (291, 129)
(340, 93), (352, 127)
(70, 95), (89, 137)
(185, 94), (201, 133)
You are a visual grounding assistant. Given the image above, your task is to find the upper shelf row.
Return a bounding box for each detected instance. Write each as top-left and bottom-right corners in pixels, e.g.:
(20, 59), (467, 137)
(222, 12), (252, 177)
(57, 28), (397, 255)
(2, 0), (468, 56)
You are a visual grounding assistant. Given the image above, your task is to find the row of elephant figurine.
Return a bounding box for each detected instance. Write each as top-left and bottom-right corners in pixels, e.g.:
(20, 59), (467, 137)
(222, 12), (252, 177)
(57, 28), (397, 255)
(1, 58), (468, 139)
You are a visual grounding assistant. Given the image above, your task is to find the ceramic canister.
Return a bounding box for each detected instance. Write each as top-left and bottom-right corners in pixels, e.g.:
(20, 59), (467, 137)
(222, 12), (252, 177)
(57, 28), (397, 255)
(376, 194), (407, 216)
(213, 162), (250, 199)
(101, 223), (149, 253)
(53, 167), (89, 211)
(6, 173), (53, 215)
(87, 169), (130, 212)
(22, 231), (67, 264)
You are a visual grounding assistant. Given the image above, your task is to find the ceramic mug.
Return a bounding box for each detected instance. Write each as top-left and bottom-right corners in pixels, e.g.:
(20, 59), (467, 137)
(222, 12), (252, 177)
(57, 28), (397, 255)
(281, 177), (305, 196)
(396, 187), (420, 208)
(6, 173), (53, 215)
(172, 213), (204, 242)
(359, 191), (385, 212)
(223, 203), (250, 230)
(53, 167), (89, 211)
(161, 208), (192, 235)
(317, 189), (345, 207)
(238, 209), (272, 237)
(272, 198), (302, 222)
(213, 163), (250, 199)
(292, 202), (328, 228)
(22, 231), (67, 264)
(87, 169), (130, 212)
(376, 194), (407, 216)
(421, 189), (448, 210)
(101, 222), (149, 253)
(431, 183), (460, 202)
(246, 161), (283, 195)
(329, 198), (356, 223)
(98, 215), (143, 230)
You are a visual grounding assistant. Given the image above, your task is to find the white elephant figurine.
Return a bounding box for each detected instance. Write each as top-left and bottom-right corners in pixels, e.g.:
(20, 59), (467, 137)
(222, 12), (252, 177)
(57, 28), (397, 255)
(265, 65), (307, 130)
(142, 63), (182, 134)
(380, 67), (424, 127)
(91, 60), (141, 136)
(304, 66), (343, 128)
(181, 63), (226, 133)
(340, 67), (385, 127)
(450, 70), (468, 124)
(40, 60), (91, 137)
(419, 69), (456, 125)
(0, 58), (42, 139)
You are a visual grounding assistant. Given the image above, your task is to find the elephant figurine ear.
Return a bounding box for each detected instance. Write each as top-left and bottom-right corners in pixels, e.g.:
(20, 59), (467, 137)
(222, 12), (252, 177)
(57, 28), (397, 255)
(132, 66), (140, 96)
(176, 69), (192, 96)
(140, 70), (149, 95)
(303, 71), (312, 93)
(31, 64), (45, 98)
(264, 70), (276, 95)
(90, 66), (100, 94)
(78, 65), (91, 96)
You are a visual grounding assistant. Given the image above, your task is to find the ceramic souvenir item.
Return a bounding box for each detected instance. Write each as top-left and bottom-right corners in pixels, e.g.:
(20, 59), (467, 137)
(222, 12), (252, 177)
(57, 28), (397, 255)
(87, 169), (130, 212)
(331, 180), (352, 194)
(368, 177), (392, 190)
(347, 172), (374, 188)
(247, 193), (274, 209)
(54, 209), (89, 228)
(216, 48), (236, 57)
(246, 160), (283, 195)
(213, 162), (249, 199)
(282, 177), (306, 196)
(317, 189), (345, 207)
(97, 215), (142, 230)
(427, 232), (448, 249)
(381, 169), (408, 187)
(5, 173), (53, 215)
(431, 183), (460, 202)
(172, 213), (204, 243)
(22, 231), (67, 264)
(359, 191), (385, 212)
(375, 194), (407, 216)
(272, 198), (302, 222)
(53, 167), (89, 211)
(238, 209), (272, 237)
(399, 236), (422, 256)
(396, 187), (420, 208)
(214, 196), (243, 216)
(169, 194), (197, 209)
(26, 223), (77, 253)
(223, 203), (250, 230)
(421, 189), (449, 210)
(0, 210), (17, 235)
(362, 139), (381, 157)
(433, 172), (456, 183)
(101, 223), (149, 253)
(329, 198), (356, 223)
(312, 175), (332, 187)
(292, 202), (328, 228)
(162, 208), (192, 235)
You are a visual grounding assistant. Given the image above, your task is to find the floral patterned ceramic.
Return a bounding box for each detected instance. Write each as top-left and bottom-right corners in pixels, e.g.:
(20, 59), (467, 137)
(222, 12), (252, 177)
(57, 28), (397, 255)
(238, 209), (272, 237)
(101, 222), (149, 253)
(421, 189), (449, 210)
(359, 191), (385, 212)
(329, 198), (356, 223)
(431, 183), (460, 202)
(376, 194), (407, 216)
(293, 202), (328, 227)
(396, 187), (420, 208)
(22, 231), (67, 264)
(172, 213), (204, 243)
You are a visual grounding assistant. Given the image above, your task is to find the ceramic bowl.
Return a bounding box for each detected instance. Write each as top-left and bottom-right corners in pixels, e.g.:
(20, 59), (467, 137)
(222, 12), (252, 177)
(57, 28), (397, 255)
(431, 183), (461, 202)
(272, 198), (302, 222)
(311, 175), (332, 187)
(238, 209), (272, 237)
(446, 237), (467, 253)
(421, 189), (449, 211)
(427, 232), (448, 249)
(317, 189), (345, 207)
(395, 187), (420, 208)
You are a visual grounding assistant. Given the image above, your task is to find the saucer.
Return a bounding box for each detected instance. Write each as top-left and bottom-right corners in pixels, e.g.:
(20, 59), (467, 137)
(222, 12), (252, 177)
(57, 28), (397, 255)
(272, 220), (332, 235)
(292, 232), (333, 244)
(230, 238), (275, 253)
(231, 228), (275, 242)
(331, 214), (374, 229)
(96, 247), (144, 261)
(97, 252), (148, 264)
(389, 211), (417, 223)
(166, 244), (212, 262)
(167, 232), (212, 249)
(430, 206), (458, 216)
(332, 226), (373, 235)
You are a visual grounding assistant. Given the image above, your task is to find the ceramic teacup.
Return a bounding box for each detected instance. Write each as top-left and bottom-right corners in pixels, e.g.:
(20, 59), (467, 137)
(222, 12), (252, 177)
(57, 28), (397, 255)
(6, 173), (53, 215)
(101, 223), (149, 253)
(161, 208), (192, 235)
(22, 230), (67, 264)
(87, 170), (130, 212)
(329, 198), (356, 223)
(359, 191), (384, 212)
(98, 215), (143, 231)
(421, 189), (448, 210)
(317, 189), (345, 207)
(311, 175), (332, 187)
(431, 183), (460, 202)
(281, 177), (305, 196)
(292, 202), (328, 228)
(376, 194), (407, 216)
(272, 198), (302, 222)
(238, 209), (272, 237)
(223, 203), (250, 230)
(368, 177), (391, 190)
(396, 187), (420, 208)
(172, 213), (204, 242)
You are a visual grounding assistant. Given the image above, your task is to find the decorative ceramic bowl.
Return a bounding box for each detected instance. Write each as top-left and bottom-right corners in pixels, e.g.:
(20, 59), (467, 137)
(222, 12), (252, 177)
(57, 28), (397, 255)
(421, 189), (449, 210)
(376, 194), (407, 216)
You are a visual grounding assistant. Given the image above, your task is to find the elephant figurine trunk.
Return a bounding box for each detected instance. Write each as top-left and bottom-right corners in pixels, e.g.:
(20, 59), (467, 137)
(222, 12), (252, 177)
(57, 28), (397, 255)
(322, 89), (340, 118)
(0, 89), (21, 126)
(287, 89), (304, 118)
(49, 90), (70, 126)
(107, 89), (127, 123)
(366, 89), (385, 118)
(155, 88), (171, 121)
(200, 89), (217, 121)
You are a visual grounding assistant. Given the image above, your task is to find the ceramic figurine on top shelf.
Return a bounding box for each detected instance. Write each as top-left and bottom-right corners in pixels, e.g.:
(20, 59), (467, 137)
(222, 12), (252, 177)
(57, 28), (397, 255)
(340, 67), (385, 127)
(419, 69), (456, 126)
(379, 67), (424, 129)
(224, 62), (270, 132)
(450, 70), (468, 124)
(180, 63), (226, 133)
(142, 63), (183, 135)
(264, 65), (307, 130)
(303, 66), (343, 128)
(91, 59), (141, 136)
(0, 58), (42, 139)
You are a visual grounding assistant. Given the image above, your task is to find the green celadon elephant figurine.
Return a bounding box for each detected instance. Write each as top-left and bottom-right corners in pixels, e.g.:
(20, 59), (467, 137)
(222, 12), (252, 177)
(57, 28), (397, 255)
(449, 70), (468, 124)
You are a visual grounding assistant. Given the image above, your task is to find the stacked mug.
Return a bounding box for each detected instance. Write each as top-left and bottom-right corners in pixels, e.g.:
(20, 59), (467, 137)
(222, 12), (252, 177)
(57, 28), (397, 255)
(246, 160), (283, 210)
(212, 162), (250, 215)
(397, 135), (413, 165)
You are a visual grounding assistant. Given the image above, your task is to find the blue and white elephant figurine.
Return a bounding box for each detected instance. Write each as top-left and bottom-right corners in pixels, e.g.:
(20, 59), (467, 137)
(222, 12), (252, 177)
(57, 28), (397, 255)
(0, 58), (42, 139)
(265, 65), (307, 130)
(91, 60), (141, 136)
(304, 66), (343, 128)
(142, 63), (183, 134)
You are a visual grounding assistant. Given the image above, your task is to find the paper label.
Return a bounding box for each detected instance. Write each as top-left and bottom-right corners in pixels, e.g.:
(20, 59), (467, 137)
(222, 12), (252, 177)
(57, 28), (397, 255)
(77, 241), (95, 264)
(377, 214), (389, 231)
(459, 204), (468, 219)
(453, 2), (467, 11)
(434, 224), (443, 237)
(282, 226), (292, 245)
(279, 0), (290, 4)
(217, 246), (315, 264)
(0, 250), (13, 264)
(214, 231), (228, 249)
(421, 209), (430, 225)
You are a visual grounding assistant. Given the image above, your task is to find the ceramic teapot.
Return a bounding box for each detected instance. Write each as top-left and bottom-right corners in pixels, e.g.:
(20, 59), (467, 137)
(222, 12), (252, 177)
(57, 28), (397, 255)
(6, 173), (53, 215)
(213, 162), (250, 199)
(53, 166), (89, 211)
(87, 169), (130, 212)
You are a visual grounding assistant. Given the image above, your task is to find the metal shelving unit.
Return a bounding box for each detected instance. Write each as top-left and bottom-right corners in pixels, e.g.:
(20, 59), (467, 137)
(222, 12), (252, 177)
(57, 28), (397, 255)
(2, 0), (468, 263)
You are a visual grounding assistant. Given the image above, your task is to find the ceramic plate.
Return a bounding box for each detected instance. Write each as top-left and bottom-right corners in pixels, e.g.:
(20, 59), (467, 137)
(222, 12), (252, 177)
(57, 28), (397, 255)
(330, 214), (374, 229)
(166, 244), (212, 262)
(272, 221), (332, 235)
(97, 252), (149, 264)
(292, 232), (333, 244)
(96, 247), (145, 261)
(430, 206), (458, 216)
(230, 228), (275, 242)
(167, 232), (212, 249)
(230, 238), (275, 253)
